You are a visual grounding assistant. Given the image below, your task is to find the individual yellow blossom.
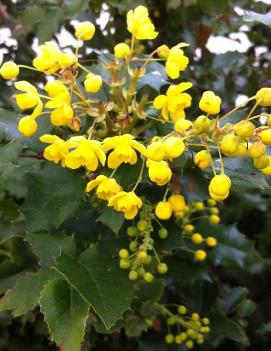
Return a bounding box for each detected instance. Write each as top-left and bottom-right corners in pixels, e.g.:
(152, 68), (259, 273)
(114, 43), (131, 59)
(0, 61), (19, 80)
(33, 42), (76, 74)
(147, 160), (172, 186)
(163, 136), (185, 158)
(18, 116), (37, 137)
(86, 175), (122, 201)
(44, 80), (73, 126)
(75, 21), (95, 41)
(155, 201), (172, 220)
(40, 134), (69, 164)
(84, 72), (103, 93)
(127, 5), (158, 40)
(146, 141), (165, 161)
(168, 194), (186, 212)
(209, 174), (231, 201)
(108, 191), (142, 219)
(255, 87), (271, 106)
(165, 43), (189, 80)
(260, 156), (271, 175)
(15, 81), (40, 110)
(259, 129), (271, 145)
(194, 150), (211, 169)
(63, 137), (106, 171)
(153, 82), (192, 121)
(103, 134), (146, 169)
(174, 118), (193, 132)
(199, 91), (221, 115)
(157, 45), (170, 59)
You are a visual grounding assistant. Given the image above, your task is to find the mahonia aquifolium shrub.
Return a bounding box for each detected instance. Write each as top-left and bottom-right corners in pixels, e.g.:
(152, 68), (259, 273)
(1, 5), (271, 349)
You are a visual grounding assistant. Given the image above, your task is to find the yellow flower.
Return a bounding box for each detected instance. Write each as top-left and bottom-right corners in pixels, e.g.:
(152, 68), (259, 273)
(155, 201), (172, 220)
(75, 21), (95, 40)
(153, 82), (192, 121)
(86, 175), (122, 201)
(63, 137), (106, 171)
(0, 61), (19, 80)
(260, 156), (271, 175)
(127, 6), (158, 40)
(108, 191), (142, 219)
(157, 45), (170, 59)
(146, 141), (165, 161)
(114, 43), (131, 59)
(18, 116), (37, 137)
(44, 80), (73, 126)
(147, 160), (172, 186)
(103, 134), (146, 169)
(165, 43), (189, 80)
(168, 194), (186, 212)
(194, 150), (211, 169)
(33, 42), (76, 74)
(255, 87), (271, 106)
(40, 134), (69, 164)
(15, 81), (40, 110)
(208, 174), (231, 201)
(163, 136), (185, 159)
(174, 118), (193, 132)
(84, 72), (103, 93)
(199, 91), (221, 115)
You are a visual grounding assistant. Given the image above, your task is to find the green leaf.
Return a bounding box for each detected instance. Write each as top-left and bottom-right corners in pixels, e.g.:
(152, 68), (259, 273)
(22, 163), (85, 232)
(97, 206), (124, 234)
(217, 287), (249, 314)
(137, 62), (168, 92)
(243, 10), (271, 27)
(40, 279), (89, 351)
(210, 313), (249, 345)
(54, 246), (134, 329)
(0, 109), (20, 139)
(36, 8), (62, 43)
(27, 233), (76, 267)
(63, 0), (90, 18)
(0, 268), (58, 317)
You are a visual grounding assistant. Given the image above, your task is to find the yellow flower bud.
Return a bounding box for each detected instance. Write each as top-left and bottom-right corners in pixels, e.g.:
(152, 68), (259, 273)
(249, 142), (266, 159)
(194, 250), (206, 261)
(174, 118), (193, 131)
(146, 141), (165, 161)
(163, 136), (185, 158)
(234, 120), (255, 137)
(75, 21), (95, 40)
(0, 61), (19, 80)
(209, 174), (231, 201)
(84, 73), (102, 93)
(259, 129), (271, 145)
(192, 233), (203, 244)
(199, 91), (221, 115)
(255, 87), (271, 106)
(220, 134), (240, 155)
(157, 45), (170, 59)
(209, 214), (220, 224)
(114, 43), (131, 59)
(148, 160), (172, 186)
(253, 154), (269, 169)
(260, 156), (271, 175)
(155, 201), (173, 220)
(194, 150), (211, 169)
(18, 116), (38, 137)
(168, 194), (186, 212)
(193, 115), (210, 134)
(206, 236), (217, 247)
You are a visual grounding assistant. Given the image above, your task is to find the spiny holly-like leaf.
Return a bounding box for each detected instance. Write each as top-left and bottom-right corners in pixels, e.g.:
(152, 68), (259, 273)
(54, 246), (134, 329)
(27, 232), (76, 267)
(97, 206), (124, 234)
(210, 313), (249, 345)
(0, 268), (58, 317)
(40, 279), (89, 351)
(22, 163), (85, 232)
